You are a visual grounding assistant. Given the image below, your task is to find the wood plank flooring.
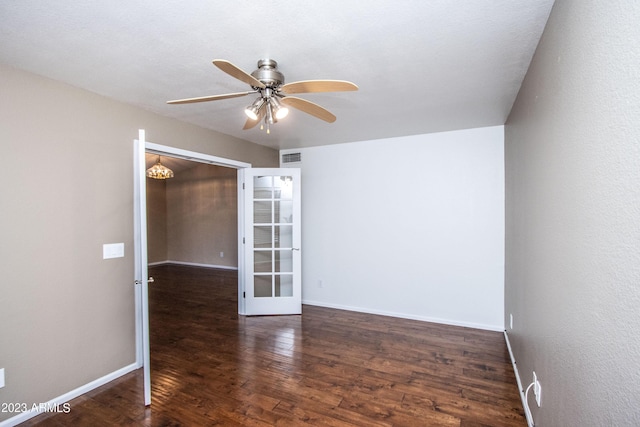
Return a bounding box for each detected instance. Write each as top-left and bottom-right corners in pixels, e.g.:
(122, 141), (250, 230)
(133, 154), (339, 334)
(22, 265), (525, 426)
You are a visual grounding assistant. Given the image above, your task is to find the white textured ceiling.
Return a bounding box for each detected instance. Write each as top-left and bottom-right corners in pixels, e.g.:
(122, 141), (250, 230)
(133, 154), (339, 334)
(0, 1), (554, 150)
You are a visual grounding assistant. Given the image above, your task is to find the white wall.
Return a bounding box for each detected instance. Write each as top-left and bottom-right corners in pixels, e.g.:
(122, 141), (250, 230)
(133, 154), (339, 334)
(285, 126), (505, 330)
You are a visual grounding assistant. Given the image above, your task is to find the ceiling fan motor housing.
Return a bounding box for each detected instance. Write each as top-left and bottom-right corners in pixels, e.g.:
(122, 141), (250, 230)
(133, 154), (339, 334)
(251, 59), (284, 89)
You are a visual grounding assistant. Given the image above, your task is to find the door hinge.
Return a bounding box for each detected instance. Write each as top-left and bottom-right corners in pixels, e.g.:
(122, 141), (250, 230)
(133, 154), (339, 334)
(242, 183), (245, 190)
(243, 237), (245, 244)
(243, 292), (246, 298)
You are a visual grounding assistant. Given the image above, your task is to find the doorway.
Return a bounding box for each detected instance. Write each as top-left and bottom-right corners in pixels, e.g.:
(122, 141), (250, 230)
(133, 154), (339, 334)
(134, 132), (303, 407)
(134, 133), (251, 405)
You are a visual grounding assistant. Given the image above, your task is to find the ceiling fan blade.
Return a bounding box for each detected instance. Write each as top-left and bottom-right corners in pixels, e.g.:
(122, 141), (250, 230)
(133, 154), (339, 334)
(280, 96), (337, 123)
(167, 91), (253, 104)
(280, 80), (358, 94)
(213, 59), (266, 89)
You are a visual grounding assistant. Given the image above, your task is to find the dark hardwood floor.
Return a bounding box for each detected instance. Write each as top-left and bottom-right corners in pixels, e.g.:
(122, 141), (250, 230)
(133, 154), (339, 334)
(22, 265), (525, 426)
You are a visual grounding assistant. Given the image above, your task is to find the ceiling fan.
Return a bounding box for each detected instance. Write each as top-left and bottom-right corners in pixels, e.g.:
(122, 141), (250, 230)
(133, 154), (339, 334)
(167, 59), (358, 133)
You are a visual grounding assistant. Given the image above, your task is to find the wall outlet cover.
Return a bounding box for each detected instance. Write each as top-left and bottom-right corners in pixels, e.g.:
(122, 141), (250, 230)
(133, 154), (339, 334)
(533, 371), (542, 407)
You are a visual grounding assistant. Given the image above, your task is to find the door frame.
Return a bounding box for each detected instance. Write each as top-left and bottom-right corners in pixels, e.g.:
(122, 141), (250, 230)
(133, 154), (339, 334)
(133, 131), (251, 405)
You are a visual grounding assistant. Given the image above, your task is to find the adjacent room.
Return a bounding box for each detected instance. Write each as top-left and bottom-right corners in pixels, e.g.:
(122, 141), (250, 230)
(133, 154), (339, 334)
(1, 1), (639, 426)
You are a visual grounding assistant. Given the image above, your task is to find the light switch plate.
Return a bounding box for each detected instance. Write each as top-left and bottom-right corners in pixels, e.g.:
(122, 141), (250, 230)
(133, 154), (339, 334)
(0, 368), (5, 388)
(103, 243), (125, 259)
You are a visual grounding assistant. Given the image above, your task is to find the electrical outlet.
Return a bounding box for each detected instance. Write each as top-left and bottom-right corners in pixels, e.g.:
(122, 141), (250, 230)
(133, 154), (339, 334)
(0, 368), (5, 388)
(220, 252), (224, 258)
(510, 313), (514, 329)
(533, 371), (541, 407)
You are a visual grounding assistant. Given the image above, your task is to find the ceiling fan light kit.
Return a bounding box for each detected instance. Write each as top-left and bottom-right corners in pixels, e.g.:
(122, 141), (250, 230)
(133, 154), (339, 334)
(168, 58), (358, 134)
(270, 96), (289, 120)
(244, 97), (265, 121)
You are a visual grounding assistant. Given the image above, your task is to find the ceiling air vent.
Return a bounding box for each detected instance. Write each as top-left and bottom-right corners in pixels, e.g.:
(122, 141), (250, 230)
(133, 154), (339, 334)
(281, 152), (302, 164)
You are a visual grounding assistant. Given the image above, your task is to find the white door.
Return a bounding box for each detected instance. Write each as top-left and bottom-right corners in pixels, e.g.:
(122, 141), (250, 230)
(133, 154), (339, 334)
(242, 168), (302, 315)
(133, 133), (151, 406)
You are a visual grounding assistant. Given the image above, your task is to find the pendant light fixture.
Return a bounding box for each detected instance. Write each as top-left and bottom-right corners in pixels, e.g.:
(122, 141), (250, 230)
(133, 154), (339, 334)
(146, 156), (174, 180)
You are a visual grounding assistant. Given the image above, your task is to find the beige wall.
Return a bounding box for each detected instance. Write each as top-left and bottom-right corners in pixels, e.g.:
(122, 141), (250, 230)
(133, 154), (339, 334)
(148, 163), (239, 268)
(0, 63), (277, 422)
(505, 1), (640, 425)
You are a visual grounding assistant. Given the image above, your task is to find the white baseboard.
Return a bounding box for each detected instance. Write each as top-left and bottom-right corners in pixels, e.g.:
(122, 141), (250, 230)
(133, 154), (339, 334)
(302, 299), (504, 332)
(148, 260), (238, 270)
(0, 363), (138, 427)
(504, 331), (534, 427)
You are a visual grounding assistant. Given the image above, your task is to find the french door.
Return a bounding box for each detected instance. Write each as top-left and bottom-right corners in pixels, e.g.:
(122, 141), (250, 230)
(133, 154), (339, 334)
(241, 168), (302, 315)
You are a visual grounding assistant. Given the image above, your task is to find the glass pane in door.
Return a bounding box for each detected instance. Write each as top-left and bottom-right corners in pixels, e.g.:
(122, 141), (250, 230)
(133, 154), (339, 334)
(275, 225), (293, 248)
(254, 176), (272, 198)
(275, 250), (293, 272)
(254, 226), (272, 248)
(275, 275), (293, 297)
(253, 201), (272, 224)
(254, 250), (272, 272)
(275, 200), (293, 223)
(254, 275), (272, 297)
(274, 176), (294, 199)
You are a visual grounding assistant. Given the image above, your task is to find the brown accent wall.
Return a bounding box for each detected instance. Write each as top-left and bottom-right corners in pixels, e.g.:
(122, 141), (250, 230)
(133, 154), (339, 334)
(147, 163), (239, 268)
(146, 178), (167, 264)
